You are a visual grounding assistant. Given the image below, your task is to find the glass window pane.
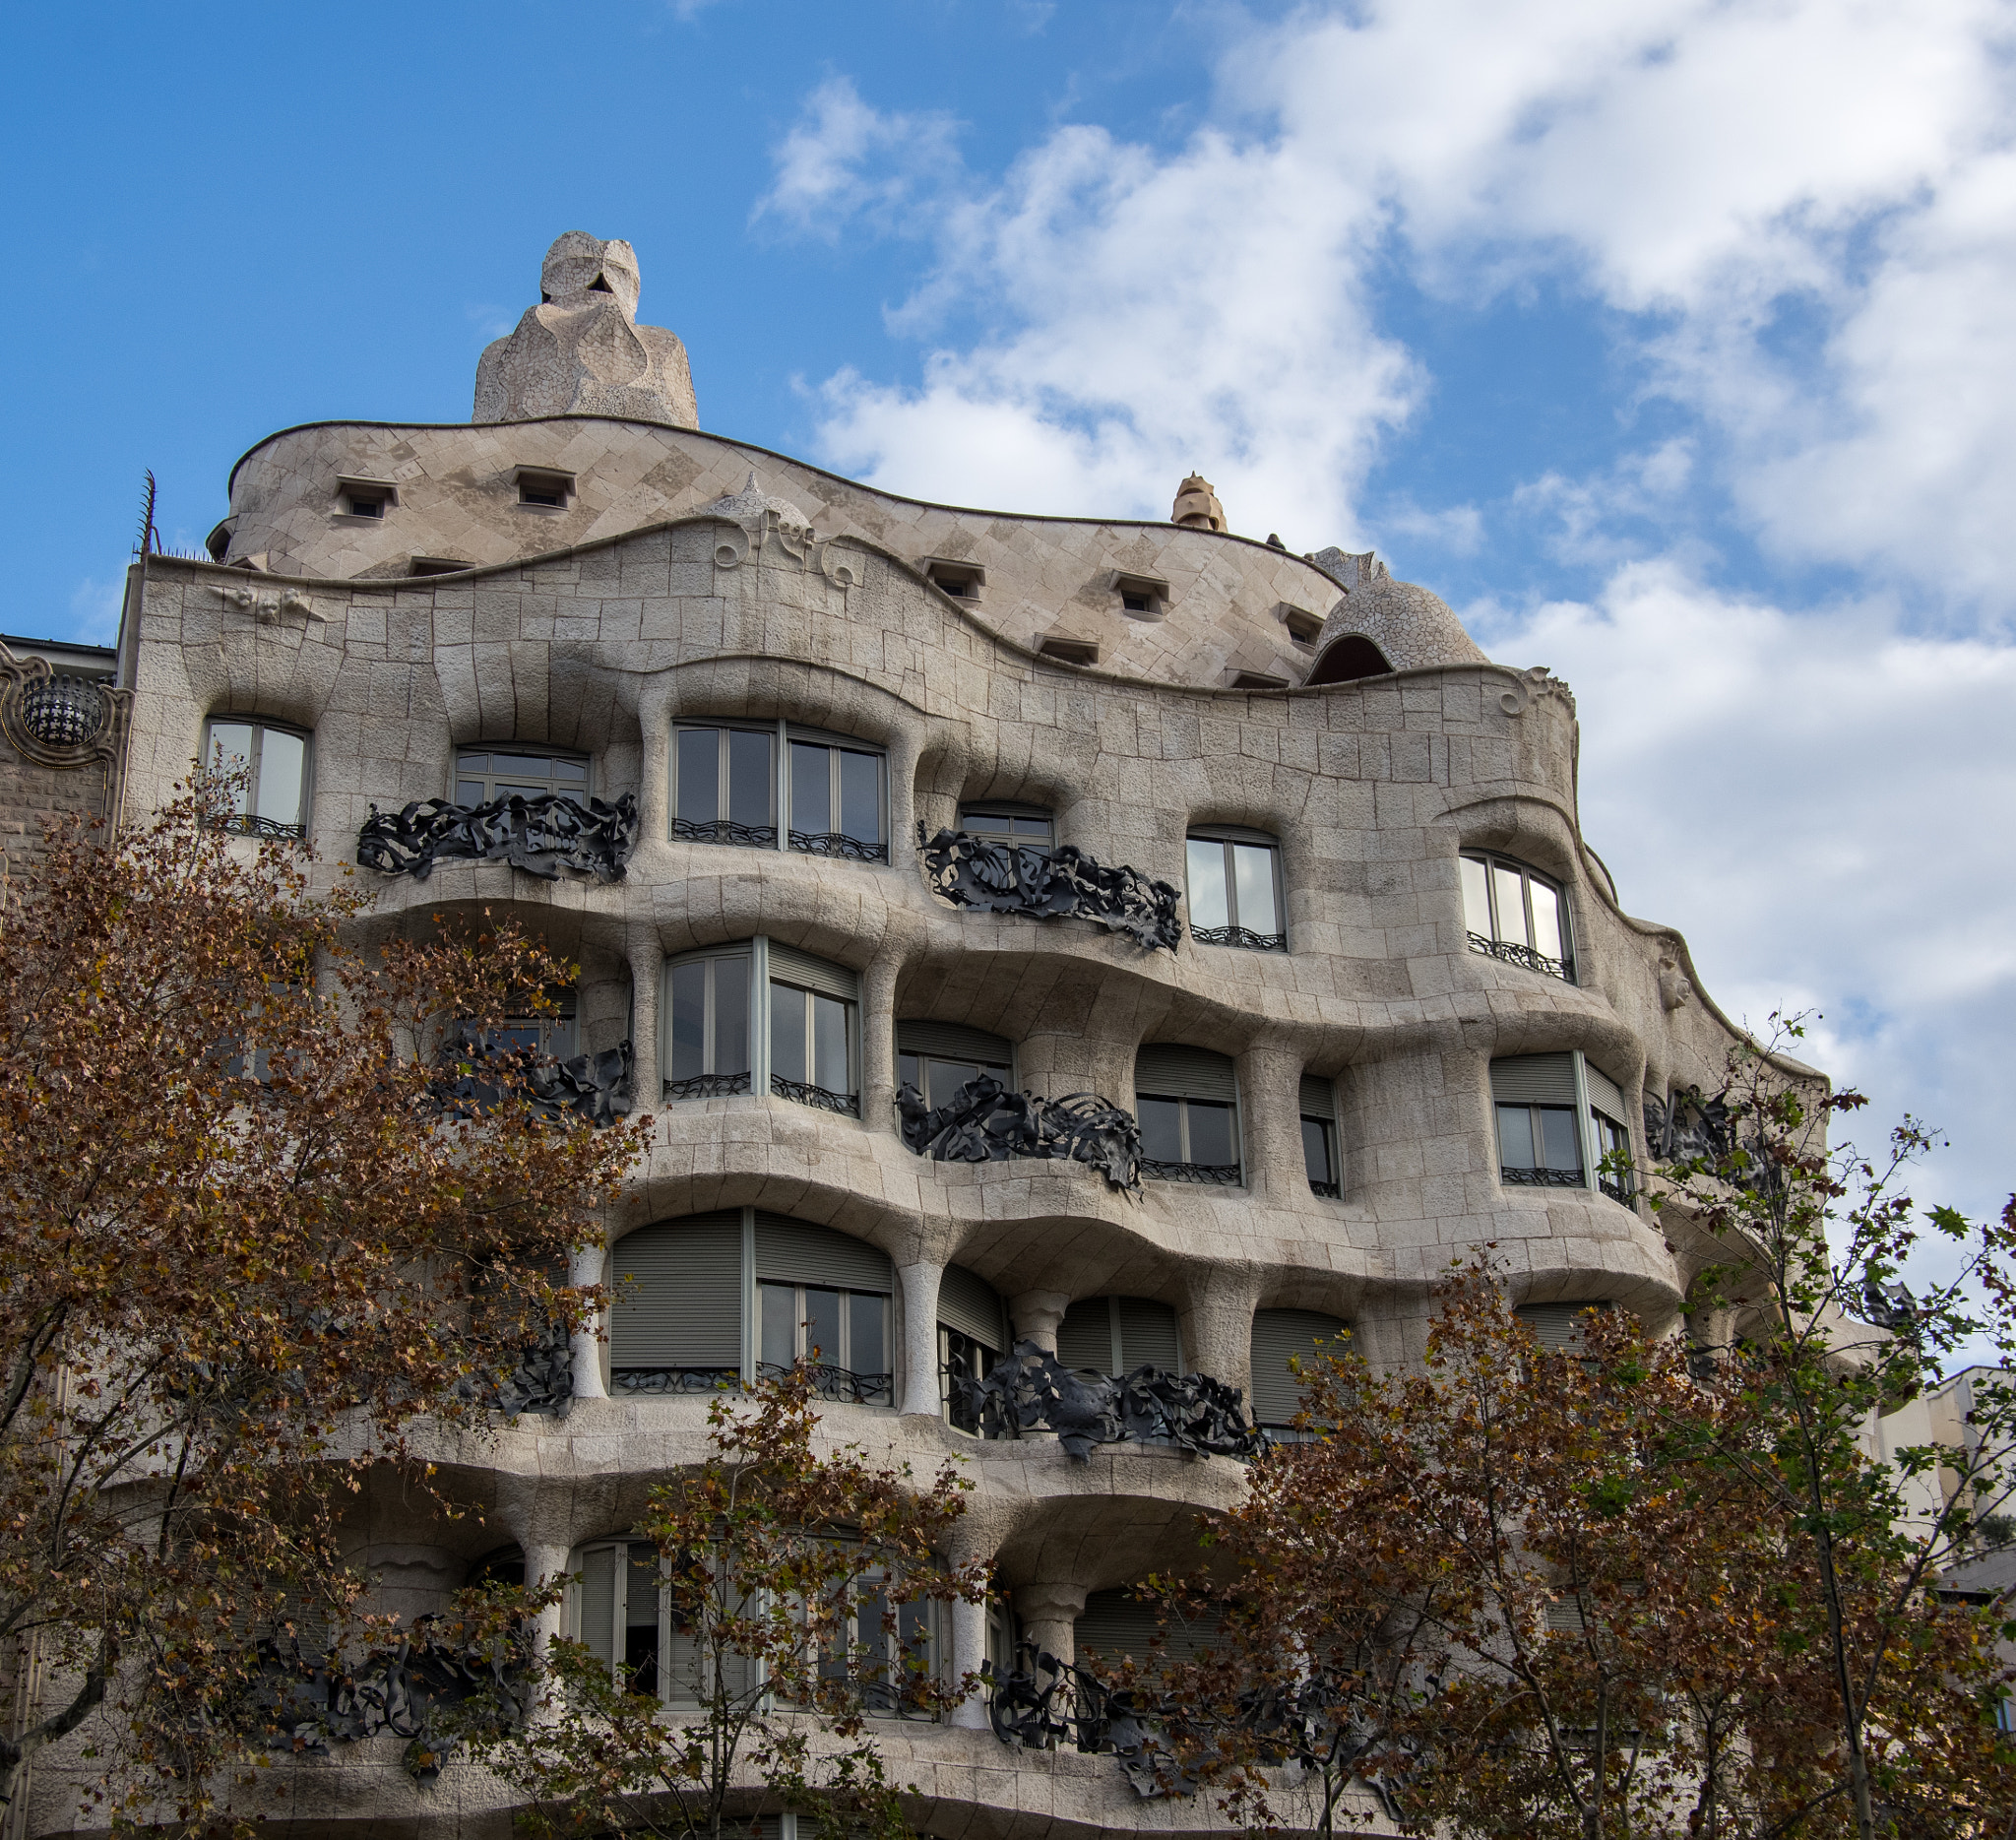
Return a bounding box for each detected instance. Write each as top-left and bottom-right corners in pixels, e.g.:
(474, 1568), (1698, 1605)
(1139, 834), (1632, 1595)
(790, 742), (832, 836)
(1301, 1117), (1334, 1184)
(623, 1548), (660, 1696)
(1491, 864), (1530, 947)
(578, 1547), (617, 1671)
(1231, 844), (1278, 935)
(1013, 815), (1054, 842)
(898, 1052), (919, 1093)
(669, 963), (707, 1079)
(925, 1059), (976, 1107)
(713, 956), (748, 1075)
(255, 728), (305, 826)
(1496, 1105), (1536, 1169)
(770, 983), (808, 1085)
(727, 730), (774, 829)
(1529, 878), (1564, 964)
(812, 994), (850, 1094)
(675, 729), (719, 825)
(1138, 1096), (1183, 1163)
(838, 749), (881, 845)
(208, 723), (254, 815)
(551, 757), (588, 782)
(1460, 856), (1491, 937)
(459, 753), (488, 774)
(1186, 1101), (1236, 1167)
(1542, 1108), (1583, 1174)
(492, 753), (548, 778)
(761, 1281), (797, 1369)
(456, 779), (487, 806)
(850, 1293), (887, 1376)
(804, 1288), (843, 1367)
(1186, 840), (1229, 929)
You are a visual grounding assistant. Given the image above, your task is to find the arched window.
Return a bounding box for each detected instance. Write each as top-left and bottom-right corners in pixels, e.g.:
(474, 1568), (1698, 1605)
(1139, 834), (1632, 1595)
(669, 721), (887, 861)
(1461, 850), (1575, 983)
(1299, 1073), (1340, 1197)
(661, 941), (859, 1115)
(1055, 1296), (1181, 1375)
(1134, 1046), (1241, 1184)
(1249, 1308), (1350, 1432)
(201, 718), (310, 839)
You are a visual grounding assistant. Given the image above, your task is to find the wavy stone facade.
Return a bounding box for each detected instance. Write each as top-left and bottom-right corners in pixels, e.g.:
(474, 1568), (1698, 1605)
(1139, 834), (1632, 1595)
(66, 236), (1782, 1840)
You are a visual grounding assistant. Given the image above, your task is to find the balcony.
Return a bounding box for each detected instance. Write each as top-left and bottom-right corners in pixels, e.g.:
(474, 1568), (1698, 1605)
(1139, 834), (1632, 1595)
(897, 1072), (1142, 1193)
(358, 790), (640, 882)
(917, 826), (1182, 952)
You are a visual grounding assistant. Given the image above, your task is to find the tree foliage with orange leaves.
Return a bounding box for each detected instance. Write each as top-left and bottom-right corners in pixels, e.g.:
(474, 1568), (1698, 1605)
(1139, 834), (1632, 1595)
(0, 784), (649, 1826)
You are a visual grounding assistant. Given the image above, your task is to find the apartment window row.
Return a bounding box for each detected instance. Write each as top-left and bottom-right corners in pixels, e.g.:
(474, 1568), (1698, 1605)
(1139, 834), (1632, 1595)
(1490, 1052), (1634, 1204)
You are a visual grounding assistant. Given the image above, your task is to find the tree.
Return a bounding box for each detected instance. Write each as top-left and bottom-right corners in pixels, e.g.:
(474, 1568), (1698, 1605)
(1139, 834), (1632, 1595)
(0, 783), (650, 1827)
(474, 1363), (990, 1840)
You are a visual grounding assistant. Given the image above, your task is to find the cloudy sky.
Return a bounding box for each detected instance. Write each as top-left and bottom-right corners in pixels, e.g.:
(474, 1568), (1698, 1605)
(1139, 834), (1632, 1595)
(5, 1), (2011, 1285)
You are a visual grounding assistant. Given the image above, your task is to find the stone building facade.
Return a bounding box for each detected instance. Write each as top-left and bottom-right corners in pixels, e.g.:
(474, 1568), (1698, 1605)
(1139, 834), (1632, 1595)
(56, 234), (1787, 1837)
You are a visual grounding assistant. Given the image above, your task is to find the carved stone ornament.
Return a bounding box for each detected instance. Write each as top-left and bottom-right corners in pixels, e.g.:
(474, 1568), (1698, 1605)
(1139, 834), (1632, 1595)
(951, 1337), (1263, 1462)
(357, 791), (640, 881)
(211, 581), (326, 628)
(1494, 665), (1577, 719)
(0, 644), (128, 771)
(1657, 953), (1694, 1012)
(917, 826), (1183, 952)
(898, 1073), (1144, 1193)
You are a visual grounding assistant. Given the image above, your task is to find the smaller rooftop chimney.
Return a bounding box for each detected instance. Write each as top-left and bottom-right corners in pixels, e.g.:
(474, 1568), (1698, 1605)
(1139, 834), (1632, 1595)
(1170, 474), (1226, 533)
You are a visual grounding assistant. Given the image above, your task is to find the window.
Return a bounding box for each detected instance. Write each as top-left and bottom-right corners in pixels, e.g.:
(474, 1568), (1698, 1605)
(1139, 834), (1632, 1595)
(921, 556), (984, 600)
(1461, 851), (1575, 983)
(515, 467), (575, 509)
(1299, 1073), (1340, 1198)
(409, 556), (472, 577)
(1249, 1308), (1350, 1431)
(1186, 828), (1285, 950)
(1135, 1045), (1241, 1183)
(938, 1262), (1009, 1434)
(769, 943), (858, 1114)
(455, 747), (591, 806)
(1112, 571), (1167, 617)
(761, 1281), (890, 1404)
(667, 722), (887, 862)
(952, 804), (1054, 901)
(672, 723), (778, 847)
(202, 718), (309, 839)
(1037, 634), (1100, 666)
(1516, 1301), (1613, 1353)
(1490, 1052), (1634, 1205)
(1056, 1296), (1181, 1375)
(663, 945), (752, 1100)
(1279, 603), (1323, 647)
(661, 941), (859, 1115)
(336, 476), (397, 519)
(896, 1020), (1013, 1110)
(1075, 1589), (1215, 1676)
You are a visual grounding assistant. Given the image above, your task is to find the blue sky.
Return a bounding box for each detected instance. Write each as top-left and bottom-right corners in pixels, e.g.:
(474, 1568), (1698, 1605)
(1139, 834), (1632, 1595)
(6, 0), (2015, 1289)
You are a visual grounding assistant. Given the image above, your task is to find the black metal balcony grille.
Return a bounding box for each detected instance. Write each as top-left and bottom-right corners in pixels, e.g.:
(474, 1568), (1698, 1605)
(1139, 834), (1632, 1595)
(1309, 1178), (1342, 1199)
(662, 1070), (752, 1101)
(357, 791), (639, 882)
(1599, 1174), (1635, 1205)
(1469, 931), (1574, 983)
(1141, 1158), (1242, 1185)
(1190, 923), (1287, 951)
(757, 1360), (892, 1407)
(917, 826), (1183, 952)
(788, 829), (889, 863)
(771, 1075), (859, 1116)
(212, 812), (308, 841)
(1502, 1166), (1585, 1187)
(899, 1074), (1142, 1194)
(671, 815), (778, 849)
(612, 1366), (741, 1395)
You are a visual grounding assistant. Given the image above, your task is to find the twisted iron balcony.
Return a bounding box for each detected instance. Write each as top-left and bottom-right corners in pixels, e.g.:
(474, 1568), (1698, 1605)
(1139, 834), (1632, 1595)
(1190, 922), (1287, 951)
(917, 825), (1183, 952)
(1142, 1158), (1242, 1185)
(771, 1074), (859, 1116)
(662, 1069), (753, 1101)
(1468, 930), (1574, 983)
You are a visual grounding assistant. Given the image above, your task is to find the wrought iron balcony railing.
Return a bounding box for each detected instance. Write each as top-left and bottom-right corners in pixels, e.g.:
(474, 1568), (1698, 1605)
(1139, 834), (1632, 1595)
(671, 815), (779, 849)
(1142, 1158), (1242, 1185)
(1468, 930), (1575, 983)
(1190, 923), (1287, 951)
(663, 1069), (753, 1101)
(435, 1034), (636, 1128)
(359, 790), (640, 882)
(757, 1359), (892, 1407)
(1501, 1166), (1585, 1188)
(771, 1074), (859, 1115)
(788, 828), (889, 863)
(897, 1073), (1142, 1193)
(210, 812), (308, 841)
(613, 1365), (742, 1395)
(917, 825), (1183, 952)
(1309, 1177), (1342, 1199)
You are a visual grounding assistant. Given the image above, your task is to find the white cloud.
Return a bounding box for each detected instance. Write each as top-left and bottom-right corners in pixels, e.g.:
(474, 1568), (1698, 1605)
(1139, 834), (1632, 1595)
(67, 576), (124, 647)
(755, 78), (962, 242)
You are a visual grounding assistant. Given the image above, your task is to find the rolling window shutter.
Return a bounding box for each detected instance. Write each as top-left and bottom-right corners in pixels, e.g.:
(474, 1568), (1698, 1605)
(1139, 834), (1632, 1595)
(1114, 1297), (1181, 1371)
(1585, 1062), (1627, 1123)
(1298, 1073), (1337, 1119)
(1055, 1298), (1114, 1372)
(1490, 1053), (1579, 1106)
(896, 1020), (1013, 1065)
(753, 1214), (892, 1293)
(765, 942), (859, 1002)
(1076, 1589), (1214, 1666)
(1517, 1301), (1610, 1351)
(938, 1263), (1008, 1348)
(1134, 1045), (1237, 1103)
(1249, 1308), (1351, 1425)
(609, 1213), (742, 1367)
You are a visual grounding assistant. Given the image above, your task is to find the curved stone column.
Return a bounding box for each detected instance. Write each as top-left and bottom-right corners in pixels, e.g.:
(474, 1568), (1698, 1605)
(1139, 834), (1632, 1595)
(897, 1259), (944, 1417)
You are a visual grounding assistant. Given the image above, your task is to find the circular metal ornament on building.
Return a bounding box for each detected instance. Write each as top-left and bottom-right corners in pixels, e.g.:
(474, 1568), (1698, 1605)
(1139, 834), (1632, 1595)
(18, 675), (106, 748)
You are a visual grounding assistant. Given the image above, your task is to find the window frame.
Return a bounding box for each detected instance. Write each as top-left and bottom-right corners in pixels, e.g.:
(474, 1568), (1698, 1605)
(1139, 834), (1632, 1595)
(1489, 1050), (1636, 1206)
(453, 745), (593, 807)
(666, 720), (889, 863)
(1300, 1114), (1340, 1198)
(1185, 826), (1287, 951)
(660, 940), (860, 1116)
(758, 1278), (893, 1406)
(670, 721), (779, 848)
(662, 945), (755, 1101)
(199, 716), (312, 840)
(1460, 849), (1577, 983)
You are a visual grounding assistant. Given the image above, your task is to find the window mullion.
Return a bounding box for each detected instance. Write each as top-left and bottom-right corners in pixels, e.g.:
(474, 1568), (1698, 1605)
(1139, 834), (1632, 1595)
(775, 721), (789, 852)
(1222, 841), (1238, 931)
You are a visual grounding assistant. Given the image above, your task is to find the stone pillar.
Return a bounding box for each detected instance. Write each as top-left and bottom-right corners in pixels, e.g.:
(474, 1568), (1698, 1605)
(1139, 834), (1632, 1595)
(1010, 1290), (1071, 1354)
(897, 1260), (943, 1418)
(949, 1593), (991, 1730)
(626, 933), (661, 1102)
(570, 1238), (608, 1400)
(1236, 1044), (1304, 1204)
(860, 953), (899, 1134)
(525, 1540), (572, 1652)
(1178, 1266), (1262, 1403)
(1014, 1582), (1087, 1673)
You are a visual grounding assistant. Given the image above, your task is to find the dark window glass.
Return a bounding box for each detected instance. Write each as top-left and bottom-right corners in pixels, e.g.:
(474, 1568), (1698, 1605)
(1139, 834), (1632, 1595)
(770, 983), (807, 1085)
(1461, 851), (1573, 979)
(674, 730), (719, 826)
(1186, 1101), (1235, 1166)
(1301, 1116), (1335, 1186)
(1496, 1105), (1538, 1169)
(671, 726), (777, 843)
(790, 743), (830, 837)
(786, 738), (885, 853)
(663, 952), (751, 1093)
(1138, 1096), (1183, 1163)
(961, 807), (1054, 847)
(727, 730), (773, 829)
(455, 748), (591, 805)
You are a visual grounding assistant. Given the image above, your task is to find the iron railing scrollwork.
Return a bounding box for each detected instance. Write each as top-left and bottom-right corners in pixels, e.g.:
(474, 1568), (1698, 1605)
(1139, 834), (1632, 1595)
(613, 1365), (742, 1395)
(459, 1314), (573, 1417)
(1309, 1178), (1342, 1199)
(1598, 1174), (1635, 1205)
(358, 791), (640, 882)
(898, 1072), (1142, 1194)
(917, 825), (1183, 952)
(771, 1074), (860, 1116)
(1141, 1158), (1242, 1186)
(671, 815), (779, 849)
(951, 1339), (1261, 1462)
(1501, 1166), (1585, 1188)
(435, 1033), (636, 1129)
(788, 829), (890, 862)
(662, 1069), (753, 1101)
(1468, 931), (1574, 983)
(757, 1359), (893, 1407)
(211, 812), (309, 841)
(1190, 923), (1287, 952)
